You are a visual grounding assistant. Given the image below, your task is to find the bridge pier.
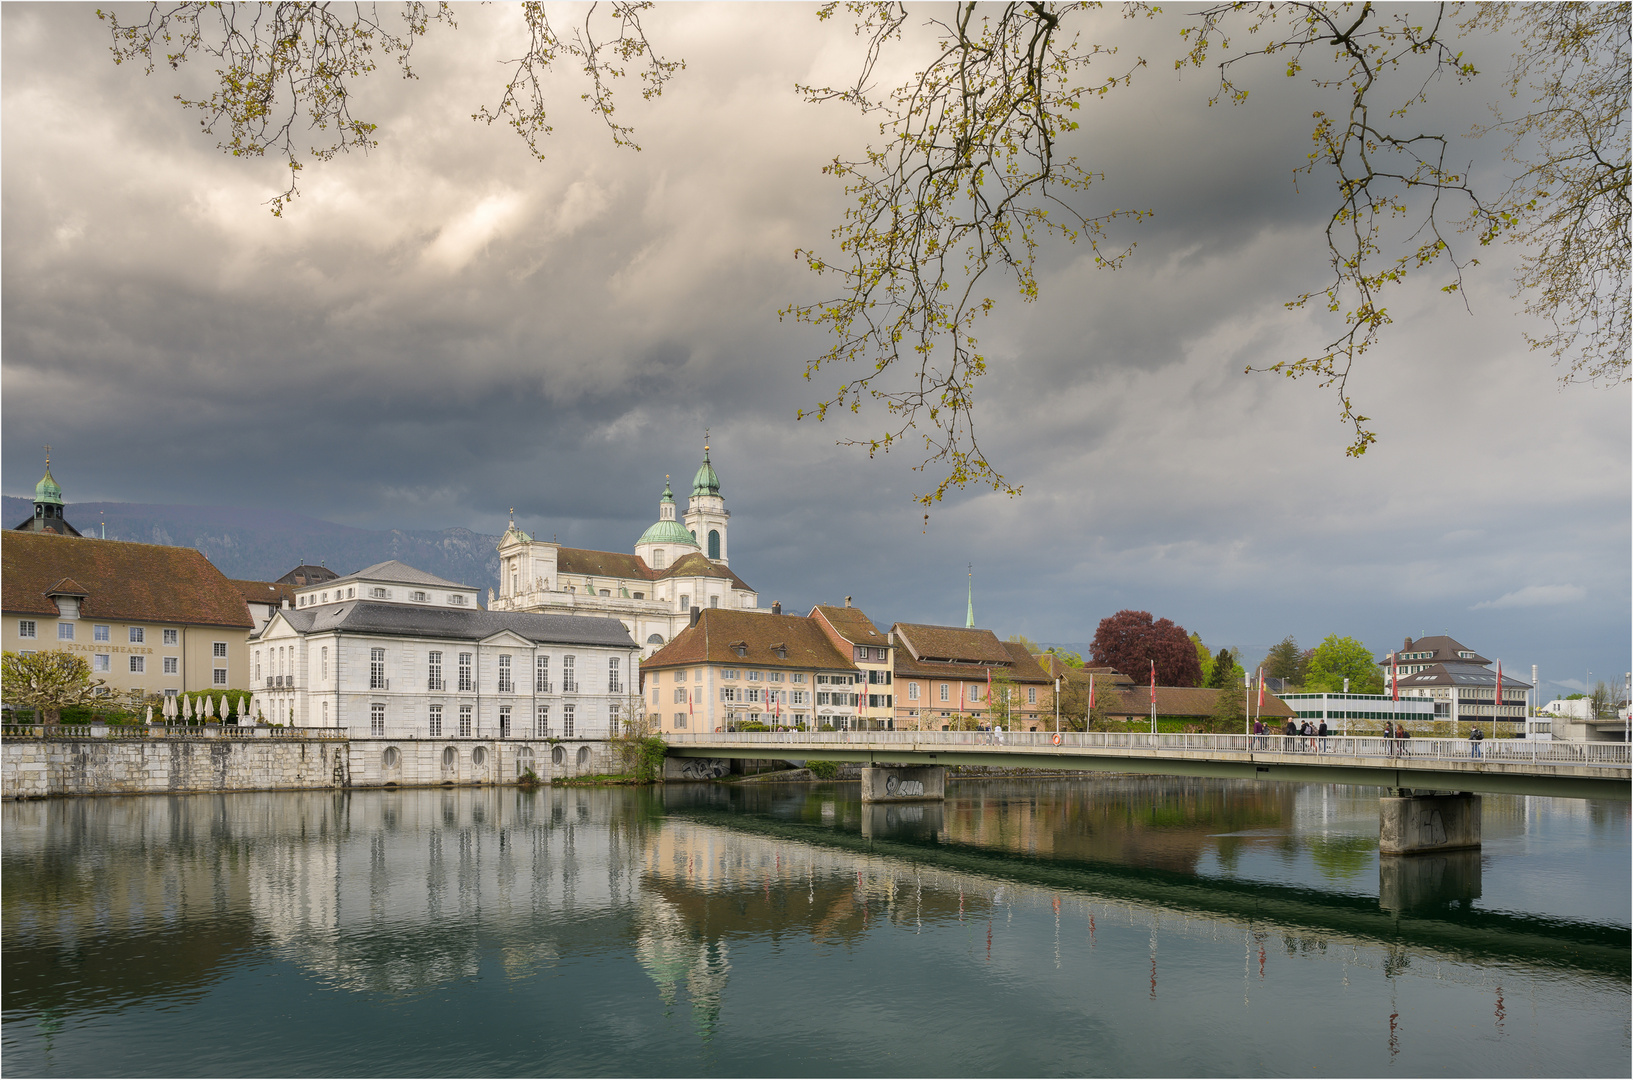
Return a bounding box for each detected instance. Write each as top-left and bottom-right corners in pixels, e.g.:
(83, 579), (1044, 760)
(1379, 790), (1481, 855)
(860, 765), (946, 803)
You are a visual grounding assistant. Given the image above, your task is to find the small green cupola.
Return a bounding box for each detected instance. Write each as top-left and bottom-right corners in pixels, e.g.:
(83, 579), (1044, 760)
(12, 448), (82, 535)
(691, 444), (720, 498)
(36, 465), (63, 508)
(637, 476), (699, 549)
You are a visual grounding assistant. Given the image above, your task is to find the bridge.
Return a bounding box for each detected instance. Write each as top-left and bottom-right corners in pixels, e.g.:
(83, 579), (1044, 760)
(667, 729), (1630, 854)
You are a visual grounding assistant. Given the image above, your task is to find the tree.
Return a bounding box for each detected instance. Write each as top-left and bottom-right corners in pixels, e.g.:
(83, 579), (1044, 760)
(1044, 647), (1085, 669)
(101, 3), (1628, 502)
(1303, 634), (1384, 694)
(1589, 680), (1613, 720)
(1210, 673), (1246, 733)
(986, 667), (1019, 729)
(1006, 633), (1041, 654)
(1260, 636), (1307, 687)
(2, 650), (109, 724)
(1207, 647), (1245, 690)
(1057, 673), (1114, 731)
(1090, 610), (1203, 687)
(1193, 634), (1213, 685)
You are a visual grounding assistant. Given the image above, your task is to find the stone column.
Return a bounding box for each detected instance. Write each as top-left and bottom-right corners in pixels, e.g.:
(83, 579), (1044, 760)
(859, 764), (946, 803)
(1378, 790), (1481, 854)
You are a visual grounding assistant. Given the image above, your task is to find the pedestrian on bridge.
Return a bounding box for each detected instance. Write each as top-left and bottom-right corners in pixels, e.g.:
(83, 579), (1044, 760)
(1317, 719), (1330, 753)
(1470, 726), (1484, 759)
(1283, 718), (1297, 750)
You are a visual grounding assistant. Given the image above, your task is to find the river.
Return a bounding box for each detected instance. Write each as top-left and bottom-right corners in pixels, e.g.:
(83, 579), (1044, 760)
(2, 777), (1627, 1076)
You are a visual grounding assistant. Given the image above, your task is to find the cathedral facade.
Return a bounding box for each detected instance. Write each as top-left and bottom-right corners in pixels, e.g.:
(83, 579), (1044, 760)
(489, 445), (760, 656)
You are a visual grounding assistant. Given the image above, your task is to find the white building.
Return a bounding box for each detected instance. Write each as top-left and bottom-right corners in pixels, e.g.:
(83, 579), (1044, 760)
(490, 444), (760, 657)
(252, 560), (639, 740)
(1539, 698), (1595, 721)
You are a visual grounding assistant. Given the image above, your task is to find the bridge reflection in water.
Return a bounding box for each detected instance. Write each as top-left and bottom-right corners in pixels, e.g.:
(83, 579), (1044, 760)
(2, 781), (1627, 1077)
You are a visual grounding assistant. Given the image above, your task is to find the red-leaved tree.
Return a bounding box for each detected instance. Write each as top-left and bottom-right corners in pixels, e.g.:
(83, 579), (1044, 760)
(1090, 610), (1205, 687)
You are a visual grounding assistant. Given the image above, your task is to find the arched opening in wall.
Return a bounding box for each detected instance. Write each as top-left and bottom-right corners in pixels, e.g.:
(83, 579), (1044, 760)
(516, 745), (535, 780)
(552, 745), (566, 766)
(576, 746), (590, 767)
(442, 746), (459, 772)
(471, 746), (488, 767)
(708, 530), (720, 560)
(382, 746), (401, 770)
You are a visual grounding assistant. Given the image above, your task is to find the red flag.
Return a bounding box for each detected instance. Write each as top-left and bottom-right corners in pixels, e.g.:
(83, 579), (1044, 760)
(1150, 660), (1156, 705)
(688, 691), (693, 717)
(1495, 661), (1502, 723)
(1088, 674), (1096, 709)
(986, 666), (992, 704)
(1257, 668), (1265, 710)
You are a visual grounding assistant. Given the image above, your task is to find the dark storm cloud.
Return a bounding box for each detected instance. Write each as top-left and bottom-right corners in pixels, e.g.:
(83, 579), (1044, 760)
(3, 3), (1627, 697)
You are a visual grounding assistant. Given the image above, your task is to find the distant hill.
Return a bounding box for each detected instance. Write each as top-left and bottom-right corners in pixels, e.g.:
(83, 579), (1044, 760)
(2, 497), (502, 590)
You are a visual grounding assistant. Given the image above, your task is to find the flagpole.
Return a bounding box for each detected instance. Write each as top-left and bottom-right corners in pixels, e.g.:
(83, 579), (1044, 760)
(1149, 660), (1156, 734)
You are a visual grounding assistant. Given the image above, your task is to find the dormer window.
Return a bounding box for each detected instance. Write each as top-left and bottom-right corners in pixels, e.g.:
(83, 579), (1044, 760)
(773, 643), (788, 660)
(371, 587), (388, 599)
(732, 641), (747, 658)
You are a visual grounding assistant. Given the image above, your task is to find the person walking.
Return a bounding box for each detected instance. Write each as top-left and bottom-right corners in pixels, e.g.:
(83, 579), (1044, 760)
(1316, 718), (1330, 753)
(1300, 718), (1314, 753)
(1283, 718), (1297, 751)
(1397, 723), (1410, 757)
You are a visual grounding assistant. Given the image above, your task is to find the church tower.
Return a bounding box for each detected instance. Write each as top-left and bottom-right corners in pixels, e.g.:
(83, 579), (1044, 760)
(683, 442), (730, 566)
(635, 477), (699, 570)
(12, 449), (82, 536)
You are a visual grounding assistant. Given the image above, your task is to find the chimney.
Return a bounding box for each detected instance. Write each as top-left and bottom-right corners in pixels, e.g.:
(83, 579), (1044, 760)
(1403, 636), (1411, 649)
(845, 596), (852, 607)
(772, 601), (782, 615)
(282, 598), (291, 609)
(689, 605), (701, 628)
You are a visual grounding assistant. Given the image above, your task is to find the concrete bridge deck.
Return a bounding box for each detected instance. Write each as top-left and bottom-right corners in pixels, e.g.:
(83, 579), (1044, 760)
(667, 730), (1631, 800)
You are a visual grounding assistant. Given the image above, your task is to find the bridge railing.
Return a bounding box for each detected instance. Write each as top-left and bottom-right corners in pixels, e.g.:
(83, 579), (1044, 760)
(666, 729), (1631, 767)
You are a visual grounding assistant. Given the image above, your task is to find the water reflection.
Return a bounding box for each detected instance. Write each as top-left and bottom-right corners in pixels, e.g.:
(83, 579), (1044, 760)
(3, 780), (1628, 1078)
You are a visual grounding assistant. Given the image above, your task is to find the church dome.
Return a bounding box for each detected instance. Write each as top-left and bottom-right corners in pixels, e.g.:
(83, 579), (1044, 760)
(639, 519), (698, 547)
(691, 445), (720, 497)
(35, 466), (62, 505)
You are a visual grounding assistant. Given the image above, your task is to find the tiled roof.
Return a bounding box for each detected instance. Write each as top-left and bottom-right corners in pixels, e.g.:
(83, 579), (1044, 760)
(2, 531), (253, 628)
(895, 651), (1050, 685)
(1397, 662), (1531, 689)
(1379, 634), (1490, 666)
(658, 552), (755, 592)
(810, 604), (890, 647)
(1033, 654), (1134, 687)
(643, 609), (852, 671)
(893, 623), (1014, 665)
(48, 577), (90, 597)
(231, 579), (297, 607)
(326, 560), (473, 590)
(275, 564), (338, 586)
(558, 547), (655, 581)
(999, 641), (1051, 682)
(1103, 685), (1295, 720)
(262, 601), (636, 648)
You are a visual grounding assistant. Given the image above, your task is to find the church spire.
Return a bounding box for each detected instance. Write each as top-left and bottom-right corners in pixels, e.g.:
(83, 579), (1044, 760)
(966, 565), (975, 628)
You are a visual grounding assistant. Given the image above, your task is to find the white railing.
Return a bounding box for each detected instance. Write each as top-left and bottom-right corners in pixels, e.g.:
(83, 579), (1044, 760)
(0, 724), (350, 741)
(664, 729), (1632, 768)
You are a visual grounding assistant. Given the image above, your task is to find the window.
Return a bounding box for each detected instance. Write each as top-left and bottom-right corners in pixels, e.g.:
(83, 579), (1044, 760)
(17, 621), (35, 639)
(708, 529), (720, 560)
(747, 688), (762, 703)
(370, 647), (387, 690)
(459, 705), (473, 738)
(411, 590), (428, 602)
(93, 654), (111, 673)
(674, 712), (687, 730)
(371, 703), (385, 737)
(450, 594), (466, 605)
(671, 669), (682, 683)
(213, 669), (228, 686)
(429, 704), (443, 738)
(535, 655), (550, 692)
(213, 641), (228, 659)
(321, 592), (329, 603)
(674, 688), (688, 704)
(255, 652), (261, 680)
(322, 701), (329, 724)
(58, 623), (75, 641)
(679, 594), (690, 611)
(563, 704), (575, 737)
(1028, 687), (1037, 704)
(909, 682), (920, 700)
(599, 589), (611, 597)
(792, 690), (807, 705)
(321, 647), (329, 680)
(721, 687), (738, 702)
(347, 588), (355, 599)
(608, 657), (622, 693)
(163, 629), (178, 646)
(535, 705), (550, 738)
(130, 655), (145, 673)
(499, 705), (512, 738)
(428, 651), (443, 691)
(129, 627), (145, 644)
(458, 653), (473, 692)
(94, 625), (110, 642)
(371, 587), (388, 599)
(562, 655), (576, 693)
(498, 655), (513, 693)
(792, 673), (806, 684)
(733, 644), (746, 658)
(609, 704), (621, 737)
(720, 668), (739, 680)
(747, 670), (762, 682)
(940, 683), (950, 702)
(710, 596), (719, 608)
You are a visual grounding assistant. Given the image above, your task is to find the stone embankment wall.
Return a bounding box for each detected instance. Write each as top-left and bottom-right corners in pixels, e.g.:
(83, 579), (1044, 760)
(4, 737), (624, 799)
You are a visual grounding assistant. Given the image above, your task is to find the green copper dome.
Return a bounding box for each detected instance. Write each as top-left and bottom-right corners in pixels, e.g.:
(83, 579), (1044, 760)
(35, 466), (63, 506)
(639, 519), (699, 547)
(691, 445), (720, 497)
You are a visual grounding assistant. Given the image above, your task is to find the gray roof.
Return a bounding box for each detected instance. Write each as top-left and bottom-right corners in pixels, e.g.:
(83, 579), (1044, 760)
(325, 560), (474, 591)
(1399, 662), (1532, 689)
(257, 601), (636, 648)
(1379, 634), (1491, 666)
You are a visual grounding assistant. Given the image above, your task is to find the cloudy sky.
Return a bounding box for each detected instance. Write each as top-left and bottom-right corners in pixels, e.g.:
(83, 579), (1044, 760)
(4, 3), (1627, 697)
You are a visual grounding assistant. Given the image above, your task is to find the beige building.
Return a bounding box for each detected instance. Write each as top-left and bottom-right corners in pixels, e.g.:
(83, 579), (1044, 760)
(2, 530), (256, 701)
(892, 623), (1054, 731)
(809, 602), (897, 729)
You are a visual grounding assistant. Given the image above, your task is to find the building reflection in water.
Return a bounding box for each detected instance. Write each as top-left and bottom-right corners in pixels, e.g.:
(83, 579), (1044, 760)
(3, 780), (1625, 1050)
